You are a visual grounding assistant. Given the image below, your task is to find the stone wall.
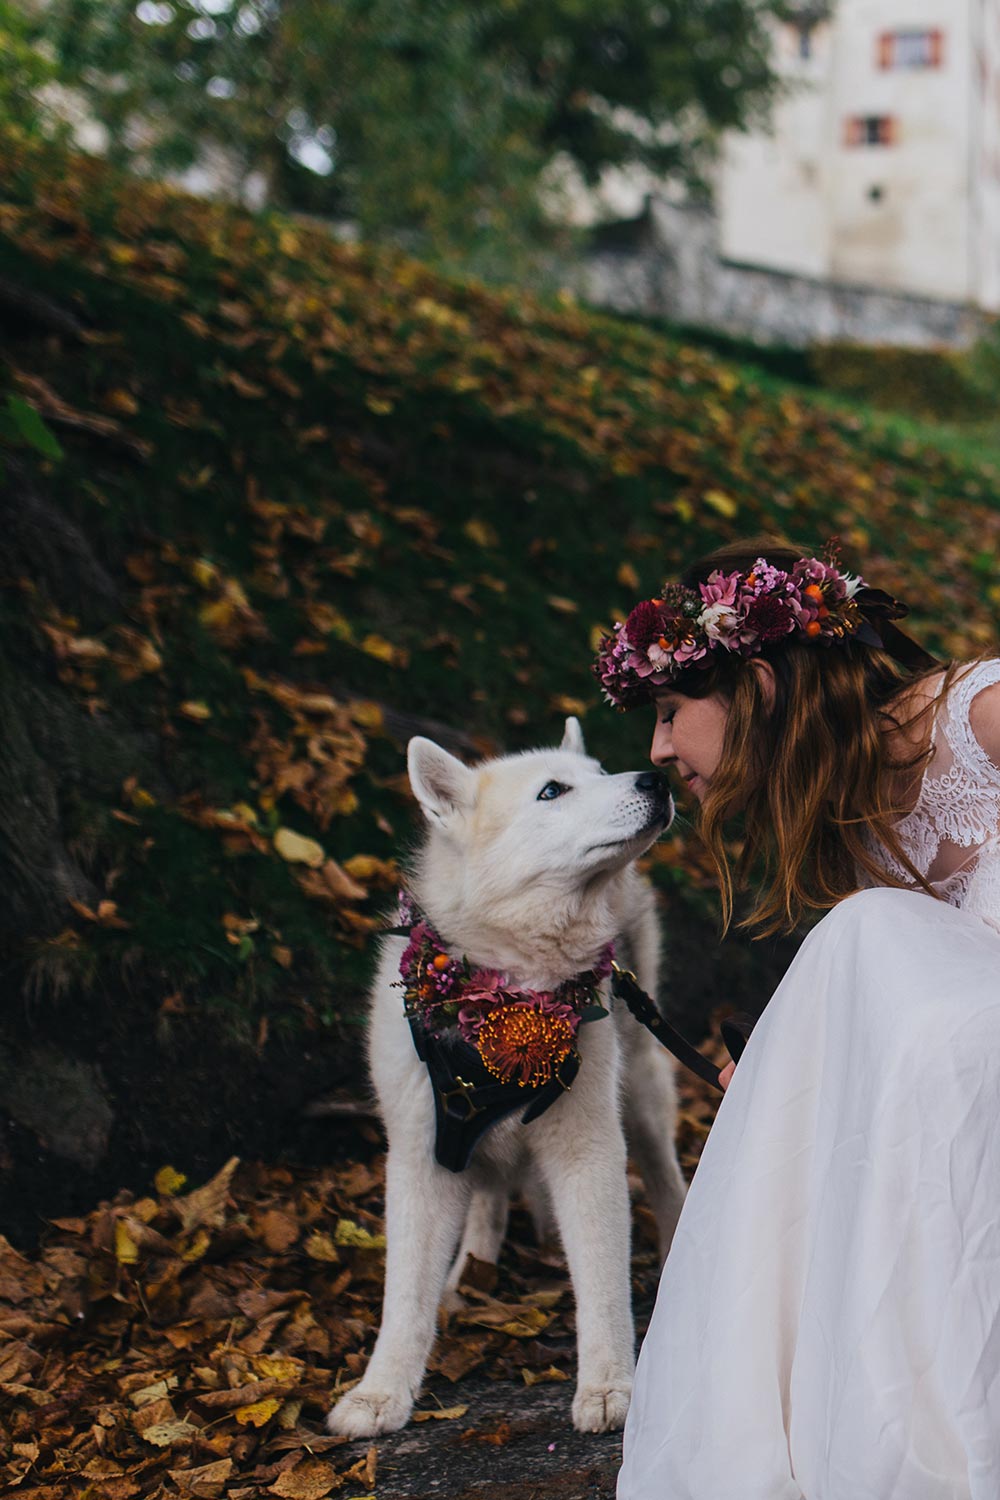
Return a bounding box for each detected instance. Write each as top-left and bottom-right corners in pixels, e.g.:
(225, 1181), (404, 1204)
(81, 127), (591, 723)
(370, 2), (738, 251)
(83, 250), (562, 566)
(576, 197), (988, 349)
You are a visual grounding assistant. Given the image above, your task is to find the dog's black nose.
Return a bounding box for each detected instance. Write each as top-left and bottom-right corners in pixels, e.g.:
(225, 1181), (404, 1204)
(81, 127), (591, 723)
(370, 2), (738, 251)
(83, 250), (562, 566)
(635, 771), (665, 796)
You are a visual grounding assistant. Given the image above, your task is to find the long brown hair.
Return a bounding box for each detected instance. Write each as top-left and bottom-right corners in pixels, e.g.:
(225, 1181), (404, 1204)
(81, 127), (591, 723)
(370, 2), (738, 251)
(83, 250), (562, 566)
(667, 534), (992, 938)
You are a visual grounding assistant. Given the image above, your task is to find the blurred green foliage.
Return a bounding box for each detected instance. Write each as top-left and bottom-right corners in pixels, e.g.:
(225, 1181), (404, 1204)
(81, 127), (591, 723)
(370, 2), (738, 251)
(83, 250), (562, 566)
(24, 0), (788, 275)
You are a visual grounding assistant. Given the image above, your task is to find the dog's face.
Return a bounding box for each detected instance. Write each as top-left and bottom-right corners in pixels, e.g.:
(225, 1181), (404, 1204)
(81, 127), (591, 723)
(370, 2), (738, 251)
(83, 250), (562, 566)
(407, 718), (673, 896)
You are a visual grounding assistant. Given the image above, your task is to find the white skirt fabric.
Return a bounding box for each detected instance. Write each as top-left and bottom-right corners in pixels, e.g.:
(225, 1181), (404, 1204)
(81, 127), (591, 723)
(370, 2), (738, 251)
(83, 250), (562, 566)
(618, 886), (1000, 1500)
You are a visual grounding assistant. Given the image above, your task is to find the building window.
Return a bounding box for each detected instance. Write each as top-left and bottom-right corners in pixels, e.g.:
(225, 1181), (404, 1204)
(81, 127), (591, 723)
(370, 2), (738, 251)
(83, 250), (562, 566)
(844, 116), (896, 147)
(797, 24), (814, 58)
(878, 30), (944, 69)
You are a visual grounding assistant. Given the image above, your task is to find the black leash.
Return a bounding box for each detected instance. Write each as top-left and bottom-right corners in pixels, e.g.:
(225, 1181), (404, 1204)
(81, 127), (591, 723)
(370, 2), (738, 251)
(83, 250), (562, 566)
(611, 961), (757, 1093)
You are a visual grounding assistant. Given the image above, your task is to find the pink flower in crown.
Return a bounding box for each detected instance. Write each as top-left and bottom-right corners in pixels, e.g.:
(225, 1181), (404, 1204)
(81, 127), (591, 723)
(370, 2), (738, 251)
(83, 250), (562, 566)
(671, 636), (710, 667)
(693, 568), (739, 647)
(745, 559), (792, 598)
(698, 569), (741, 609)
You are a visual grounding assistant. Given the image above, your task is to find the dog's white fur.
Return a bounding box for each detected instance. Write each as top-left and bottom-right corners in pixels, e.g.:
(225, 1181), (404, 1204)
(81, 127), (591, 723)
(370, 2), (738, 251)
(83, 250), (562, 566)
(326, 719), (687, 1438)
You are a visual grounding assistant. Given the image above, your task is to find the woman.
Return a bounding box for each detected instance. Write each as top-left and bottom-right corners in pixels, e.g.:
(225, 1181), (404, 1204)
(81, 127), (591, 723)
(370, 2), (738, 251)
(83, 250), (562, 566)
(594, 536), (1000, 1500)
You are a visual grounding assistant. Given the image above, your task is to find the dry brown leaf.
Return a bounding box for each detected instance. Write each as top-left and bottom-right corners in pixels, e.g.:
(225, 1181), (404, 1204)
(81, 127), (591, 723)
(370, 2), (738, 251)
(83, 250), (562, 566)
(411, 1404), (469, 1422)
(174, 1157), (240, 1232)
(268, 1458), (338, 1498)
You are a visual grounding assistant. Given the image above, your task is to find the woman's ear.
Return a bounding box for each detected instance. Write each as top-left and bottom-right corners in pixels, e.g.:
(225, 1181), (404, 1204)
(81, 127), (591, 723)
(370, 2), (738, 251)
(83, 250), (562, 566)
(750, 657), (776, 708)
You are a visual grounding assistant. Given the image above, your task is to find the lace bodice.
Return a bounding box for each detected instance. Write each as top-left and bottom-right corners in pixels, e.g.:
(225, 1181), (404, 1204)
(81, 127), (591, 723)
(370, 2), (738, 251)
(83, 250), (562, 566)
(858, 656), (1000, 934)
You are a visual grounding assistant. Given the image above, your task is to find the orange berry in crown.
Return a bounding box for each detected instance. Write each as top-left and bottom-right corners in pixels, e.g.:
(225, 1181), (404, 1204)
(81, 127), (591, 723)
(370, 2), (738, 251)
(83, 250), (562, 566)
(432, 953), (451, 971)
(818, 605), (830, 619)
(805, 620), (822, 637)
(804, 583), (824, 602)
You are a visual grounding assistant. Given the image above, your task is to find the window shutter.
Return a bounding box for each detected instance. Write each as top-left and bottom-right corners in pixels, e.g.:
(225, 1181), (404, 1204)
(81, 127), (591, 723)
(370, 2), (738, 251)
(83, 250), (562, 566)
(929, 29), (943, 67)
(881, 116), (896, 146)
(877, 31), (893, 69)
(844, 116), (860, 147)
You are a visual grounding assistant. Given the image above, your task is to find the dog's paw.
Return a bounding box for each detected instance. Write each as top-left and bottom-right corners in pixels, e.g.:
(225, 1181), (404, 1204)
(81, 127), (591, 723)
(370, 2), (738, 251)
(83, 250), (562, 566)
(572, 1380), (632, 1433)
(326, 1387), (412, 1438)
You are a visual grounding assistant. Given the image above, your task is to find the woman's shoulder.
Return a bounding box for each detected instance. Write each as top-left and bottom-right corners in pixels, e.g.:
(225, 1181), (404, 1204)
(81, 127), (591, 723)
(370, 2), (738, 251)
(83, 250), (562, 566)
(881, 656), (1000, 814)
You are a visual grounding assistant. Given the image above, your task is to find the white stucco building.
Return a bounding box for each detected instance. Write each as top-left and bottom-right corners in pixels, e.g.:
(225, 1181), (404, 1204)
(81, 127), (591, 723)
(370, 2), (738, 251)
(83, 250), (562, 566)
(722, 0), (1000, 311)
(575, 1), (1000, 345)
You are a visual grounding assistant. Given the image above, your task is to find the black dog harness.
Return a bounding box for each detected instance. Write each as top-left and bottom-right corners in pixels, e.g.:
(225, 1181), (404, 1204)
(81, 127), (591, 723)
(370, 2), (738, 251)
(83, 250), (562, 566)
(391, 908), (758, 1172)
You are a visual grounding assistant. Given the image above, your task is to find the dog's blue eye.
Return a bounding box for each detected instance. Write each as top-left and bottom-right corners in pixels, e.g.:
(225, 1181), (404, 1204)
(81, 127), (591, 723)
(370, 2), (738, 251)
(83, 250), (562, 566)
(537, 781), (569, 801)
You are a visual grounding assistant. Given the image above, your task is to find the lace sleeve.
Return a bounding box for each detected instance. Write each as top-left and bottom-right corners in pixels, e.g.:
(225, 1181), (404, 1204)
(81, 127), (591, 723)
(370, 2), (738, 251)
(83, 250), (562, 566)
(919, 658), (1000, 869)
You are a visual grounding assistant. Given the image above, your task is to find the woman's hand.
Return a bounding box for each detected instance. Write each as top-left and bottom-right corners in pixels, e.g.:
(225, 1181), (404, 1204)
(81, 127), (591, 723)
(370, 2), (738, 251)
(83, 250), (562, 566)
(719, 1060), (736, 1091)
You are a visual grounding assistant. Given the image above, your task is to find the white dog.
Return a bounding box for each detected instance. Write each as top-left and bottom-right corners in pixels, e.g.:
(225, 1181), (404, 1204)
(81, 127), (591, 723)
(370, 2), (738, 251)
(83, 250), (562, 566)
(327, 718), (687, 1438)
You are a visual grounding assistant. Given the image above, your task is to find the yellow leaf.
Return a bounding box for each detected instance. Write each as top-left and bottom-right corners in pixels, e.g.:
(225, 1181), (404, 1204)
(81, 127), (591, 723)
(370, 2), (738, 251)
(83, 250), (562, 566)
(549, 695), (588, 716)
(115, 1220), (140, 1264)
(703, 489), (739, 518)
(234, 1396), (282, 1427)
(411, 1405), (468, 1422)
(274, 827), (326, 867)
(348, 700), (383, 731)
(342, 854), (397, 882)
(673, 498), (695, 523)
(365, 395), (394, 415)
(180, 700), (212, 721)
(191, 559), (220, 589)
(463, 518), (499, 549)
(180, 1228), (212, 1262)
(522, 1365), (570, 1386)
(547, 595), (579, 615)
(303, 1231), (340, 1263)
(616, 562), (640, 591)
(155, 1166), (187, 1197)
(105, 388), (139, 416)
(253, 1356), (303, 1383)
(334, 1219), (386, 1250)
(360, 633), (409, 668)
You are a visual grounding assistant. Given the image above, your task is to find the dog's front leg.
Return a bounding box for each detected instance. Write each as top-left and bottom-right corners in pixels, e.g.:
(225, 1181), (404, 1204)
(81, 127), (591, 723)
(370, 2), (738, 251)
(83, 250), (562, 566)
(530, 1045), (635, 1433)
(326, 1137), (471, 1438)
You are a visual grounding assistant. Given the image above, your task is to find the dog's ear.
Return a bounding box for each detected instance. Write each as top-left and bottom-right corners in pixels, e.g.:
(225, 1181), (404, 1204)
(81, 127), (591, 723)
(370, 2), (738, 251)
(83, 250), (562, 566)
(560, 716), (586, 756)
(407, 737), (475, 824)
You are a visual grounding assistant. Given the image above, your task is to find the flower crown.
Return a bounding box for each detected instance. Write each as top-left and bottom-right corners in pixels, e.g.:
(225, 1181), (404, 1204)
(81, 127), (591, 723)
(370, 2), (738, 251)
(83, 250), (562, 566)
(593, 551), (904, 710)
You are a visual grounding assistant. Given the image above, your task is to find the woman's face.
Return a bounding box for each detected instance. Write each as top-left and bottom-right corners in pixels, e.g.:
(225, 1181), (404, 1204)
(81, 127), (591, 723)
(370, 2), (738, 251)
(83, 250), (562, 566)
(649, 687), (731, 801)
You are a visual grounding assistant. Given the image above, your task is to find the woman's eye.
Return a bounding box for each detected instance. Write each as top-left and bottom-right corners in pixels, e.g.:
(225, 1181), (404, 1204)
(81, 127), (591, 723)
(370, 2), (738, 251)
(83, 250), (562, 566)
(660, 713), (675, 725)
(537, 781), (569, 801)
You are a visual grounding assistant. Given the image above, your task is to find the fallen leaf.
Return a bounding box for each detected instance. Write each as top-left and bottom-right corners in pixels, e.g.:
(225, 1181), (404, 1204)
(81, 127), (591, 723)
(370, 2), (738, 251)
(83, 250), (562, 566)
(269, 1458), (338, 1498)
(334, 1220), (385, 1250)
(274, 827), (326, 867)
(234, 1396), (282, 1427)
(522, 1365), (569, 1385)
(141, 1419), (200, 1446)
(411, 1404), (469, 1422)
(174, 1157), (240, 1232)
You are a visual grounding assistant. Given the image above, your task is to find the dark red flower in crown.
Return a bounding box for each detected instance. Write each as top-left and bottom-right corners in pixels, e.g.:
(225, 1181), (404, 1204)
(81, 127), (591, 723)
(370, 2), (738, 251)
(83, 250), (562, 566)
(624, 598), (669, 653)
(742, 592), (797, 644)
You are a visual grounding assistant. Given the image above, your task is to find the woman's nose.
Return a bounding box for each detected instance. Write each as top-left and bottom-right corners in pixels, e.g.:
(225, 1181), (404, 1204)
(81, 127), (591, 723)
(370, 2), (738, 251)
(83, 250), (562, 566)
(650, 724), (674, 767)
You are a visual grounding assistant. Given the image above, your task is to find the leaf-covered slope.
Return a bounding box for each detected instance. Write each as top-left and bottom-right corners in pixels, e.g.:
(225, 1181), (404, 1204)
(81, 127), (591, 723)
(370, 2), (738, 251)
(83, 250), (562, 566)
(2, 132), (999, 1085)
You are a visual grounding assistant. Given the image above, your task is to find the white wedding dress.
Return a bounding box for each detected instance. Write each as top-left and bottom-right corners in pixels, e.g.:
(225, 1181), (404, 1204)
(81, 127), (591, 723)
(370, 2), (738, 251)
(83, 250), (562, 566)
(618, 656), (1000, 1500)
